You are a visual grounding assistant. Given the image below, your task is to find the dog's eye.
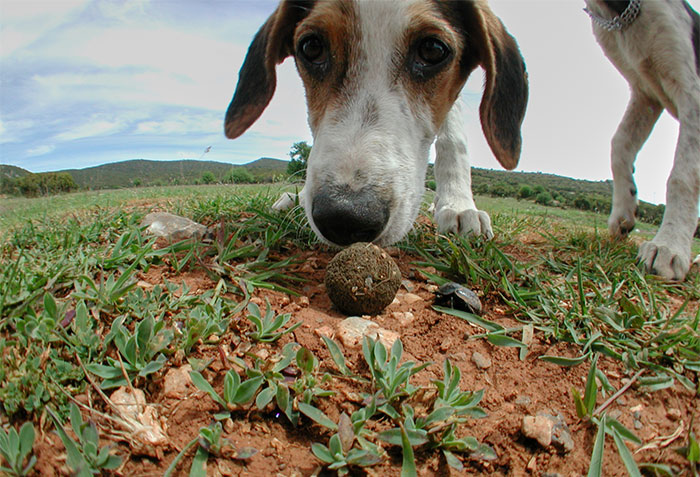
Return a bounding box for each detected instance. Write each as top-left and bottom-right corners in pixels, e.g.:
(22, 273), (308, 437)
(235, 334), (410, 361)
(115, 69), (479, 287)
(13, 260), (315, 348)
(298, 35), (327, 64)
(417, 37), (450, 66)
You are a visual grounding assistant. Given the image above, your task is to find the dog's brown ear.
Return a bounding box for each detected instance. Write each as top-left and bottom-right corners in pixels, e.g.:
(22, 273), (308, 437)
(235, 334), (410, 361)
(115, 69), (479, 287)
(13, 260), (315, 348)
(477, 11), (528, 170)
(224, 1), (313, 139)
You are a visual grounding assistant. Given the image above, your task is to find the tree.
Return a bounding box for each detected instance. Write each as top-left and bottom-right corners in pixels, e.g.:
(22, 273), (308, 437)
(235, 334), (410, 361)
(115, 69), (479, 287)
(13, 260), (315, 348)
(224, 167), (255, 184)
(201, 171), (216, 184)
(287, 141), (311, 180)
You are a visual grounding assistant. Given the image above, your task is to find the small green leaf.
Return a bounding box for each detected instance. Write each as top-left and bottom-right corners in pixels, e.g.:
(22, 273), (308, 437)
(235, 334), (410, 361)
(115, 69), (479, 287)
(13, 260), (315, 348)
(587, 415), (606, 477)
(189, 371), (225, 407)
(255, 386), (275, 410)
(540, 353), (591, 367)
(612, 428), (642, 477)
(189, 446), (208, 477)
(400, 426), (417, 477)
(321, 336), (351, 375)
(443, 449), (463, 471)
(311, 443), (335, 464)
(298, 402), (338, 431)
(583, 356), (598, 414)
(572, 387), (588, 419)
(486, 334), (526, 348)
(434, 305), (504, 332)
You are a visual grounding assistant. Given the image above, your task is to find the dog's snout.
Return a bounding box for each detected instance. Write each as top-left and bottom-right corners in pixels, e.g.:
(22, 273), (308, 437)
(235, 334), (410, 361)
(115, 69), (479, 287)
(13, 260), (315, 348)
(312, 186), (389, 246)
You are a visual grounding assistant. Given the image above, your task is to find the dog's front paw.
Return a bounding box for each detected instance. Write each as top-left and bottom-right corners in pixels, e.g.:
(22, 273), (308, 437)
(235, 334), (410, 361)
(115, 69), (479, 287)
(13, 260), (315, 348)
(435, 207), (494, 240)
(638, 240), (691, 281)
(272, 192), (298, 211)
(608, 207), (636, 238)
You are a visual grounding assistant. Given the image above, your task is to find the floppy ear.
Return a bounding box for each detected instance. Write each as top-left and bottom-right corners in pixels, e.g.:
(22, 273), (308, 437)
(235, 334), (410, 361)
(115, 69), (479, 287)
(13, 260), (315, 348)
(224, 1), (313, 139)
(477, 11), (528, 170)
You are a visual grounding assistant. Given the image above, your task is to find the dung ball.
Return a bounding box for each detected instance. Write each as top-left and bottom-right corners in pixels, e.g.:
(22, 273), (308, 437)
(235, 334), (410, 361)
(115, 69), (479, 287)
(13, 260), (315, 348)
(325, 242), (401, 316)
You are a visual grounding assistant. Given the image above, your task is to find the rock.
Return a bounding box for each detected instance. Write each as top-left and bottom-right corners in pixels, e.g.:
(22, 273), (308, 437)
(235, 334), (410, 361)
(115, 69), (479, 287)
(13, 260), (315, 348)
(522, 413), (574, 453)
(634, 419), (643, 430)
(667, 408), (682, 421)
(110, 387), (167, 448)
(471, 351), (492, 370)
(522, 415), (553, 447)
(336, 317), (400, 349)
(392, 311), (416, 326)
(401, 293), (423, 305)
(325, 243), (401, 316)
(163, 364), (194, 399)
(141, 212), (208, 241)
(515, 395), (531, 407)
(314, 325), (334, 339)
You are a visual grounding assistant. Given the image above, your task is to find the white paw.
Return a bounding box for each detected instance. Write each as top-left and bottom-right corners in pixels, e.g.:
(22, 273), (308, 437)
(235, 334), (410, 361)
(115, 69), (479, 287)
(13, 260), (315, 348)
(272, 192), (298, 211)
(608, 207), (636, 238)
(435, 207), (494, 240)
(638, 240), (691, 281)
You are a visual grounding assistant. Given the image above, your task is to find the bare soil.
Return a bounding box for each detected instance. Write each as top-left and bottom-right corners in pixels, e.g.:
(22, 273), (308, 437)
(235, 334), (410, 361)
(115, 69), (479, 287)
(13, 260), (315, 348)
(31, 245), (699, 476)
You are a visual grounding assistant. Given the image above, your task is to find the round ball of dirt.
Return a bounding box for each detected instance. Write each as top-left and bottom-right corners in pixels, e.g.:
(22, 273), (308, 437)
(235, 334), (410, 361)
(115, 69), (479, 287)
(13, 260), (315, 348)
(325, 242), (401, 316)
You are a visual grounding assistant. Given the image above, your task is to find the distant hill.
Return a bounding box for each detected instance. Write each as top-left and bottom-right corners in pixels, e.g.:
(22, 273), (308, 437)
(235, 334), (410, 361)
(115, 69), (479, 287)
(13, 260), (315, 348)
(59, 158), (288, 189)
(0, 164), (31, 179)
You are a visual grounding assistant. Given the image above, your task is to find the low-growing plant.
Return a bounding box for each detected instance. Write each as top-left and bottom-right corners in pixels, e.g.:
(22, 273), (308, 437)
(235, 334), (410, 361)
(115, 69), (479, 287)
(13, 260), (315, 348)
(0, 422), (37, 476)
(362, 336), (429, 412)
(245, 300), (301, 342)
(47, 403), (121, 476)
(190, 369), (264, 420)
(311, 414), (383, 476)
(86, 315), (173, 388)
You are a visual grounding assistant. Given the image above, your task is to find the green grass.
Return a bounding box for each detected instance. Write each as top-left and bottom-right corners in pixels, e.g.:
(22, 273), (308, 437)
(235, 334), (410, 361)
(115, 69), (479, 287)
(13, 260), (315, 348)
(1, 183), (698, 475)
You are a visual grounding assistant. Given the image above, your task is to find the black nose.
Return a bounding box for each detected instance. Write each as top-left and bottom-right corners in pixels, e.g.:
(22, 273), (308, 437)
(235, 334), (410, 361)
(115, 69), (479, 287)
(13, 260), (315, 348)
(312, 185), (390, 246)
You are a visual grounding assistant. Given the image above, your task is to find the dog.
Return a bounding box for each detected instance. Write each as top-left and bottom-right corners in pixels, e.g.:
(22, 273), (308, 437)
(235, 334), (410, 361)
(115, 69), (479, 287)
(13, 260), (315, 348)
(584, 0), (700, 280)
(224, 0), (528, 248)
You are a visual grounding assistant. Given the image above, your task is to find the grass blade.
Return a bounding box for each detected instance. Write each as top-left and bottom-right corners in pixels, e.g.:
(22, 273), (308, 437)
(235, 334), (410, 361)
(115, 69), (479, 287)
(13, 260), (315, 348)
(587, 415), (606, 477)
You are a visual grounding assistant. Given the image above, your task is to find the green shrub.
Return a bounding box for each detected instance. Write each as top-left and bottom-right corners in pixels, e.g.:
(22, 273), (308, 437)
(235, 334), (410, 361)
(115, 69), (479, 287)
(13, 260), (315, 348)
(535, 191), (553, 206)
(518, 185), (533, 199)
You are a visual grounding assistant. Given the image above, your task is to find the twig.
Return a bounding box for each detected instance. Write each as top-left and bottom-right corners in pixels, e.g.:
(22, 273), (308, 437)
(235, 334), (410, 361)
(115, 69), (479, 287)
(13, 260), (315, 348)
(593, 369), (644, 417)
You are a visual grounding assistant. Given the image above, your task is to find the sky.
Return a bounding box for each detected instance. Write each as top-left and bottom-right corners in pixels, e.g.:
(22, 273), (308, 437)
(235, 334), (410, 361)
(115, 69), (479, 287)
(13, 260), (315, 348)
(1, 0), (698, 206)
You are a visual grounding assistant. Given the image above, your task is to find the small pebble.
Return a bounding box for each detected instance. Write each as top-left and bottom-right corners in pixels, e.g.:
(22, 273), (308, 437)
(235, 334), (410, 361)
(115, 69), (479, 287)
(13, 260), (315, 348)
(515, 395), (531, 407)
(667, 408), (681, 421)
(401, 293), (423, 305)
(634, 420), (643, 430)
(472, 351), (492, 370)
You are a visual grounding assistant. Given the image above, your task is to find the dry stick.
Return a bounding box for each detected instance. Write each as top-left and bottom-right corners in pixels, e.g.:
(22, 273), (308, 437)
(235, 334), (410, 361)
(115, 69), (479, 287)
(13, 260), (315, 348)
(115, 352), (145, 415)
(593, 369), (644, 417)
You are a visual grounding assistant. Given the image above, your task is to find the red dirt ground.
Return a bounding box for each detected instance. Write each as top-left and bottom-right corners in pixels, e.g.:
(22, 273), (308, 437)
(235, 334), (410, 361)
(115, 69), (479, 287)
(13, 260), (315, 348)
(30, 246), (699, 476)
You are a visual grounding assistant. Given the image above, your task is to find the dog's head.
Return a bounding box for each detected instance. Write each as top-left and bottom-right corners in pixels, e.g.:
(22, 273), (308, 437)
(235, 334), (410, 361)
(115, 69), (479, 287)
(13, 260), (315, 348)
(225, 0), (527, 246)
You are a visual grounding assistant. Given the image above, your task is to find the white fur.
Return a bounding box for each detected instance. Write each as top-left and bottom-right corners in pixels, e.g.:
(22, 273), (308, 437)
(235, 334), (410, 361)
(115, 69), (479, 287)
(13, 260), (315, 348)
(585, 0), (700, 280)
(301, 0), (437, 245)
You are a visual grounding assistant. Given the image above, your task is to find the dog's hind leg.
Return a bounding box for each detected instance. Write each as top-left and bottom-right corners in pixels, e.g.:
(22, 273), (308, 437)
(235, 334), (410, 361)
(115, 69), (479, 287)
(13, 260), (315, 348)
(608, 92), (663, 238)
(638, 90), (700, 280)
(433, 101), (494, 240)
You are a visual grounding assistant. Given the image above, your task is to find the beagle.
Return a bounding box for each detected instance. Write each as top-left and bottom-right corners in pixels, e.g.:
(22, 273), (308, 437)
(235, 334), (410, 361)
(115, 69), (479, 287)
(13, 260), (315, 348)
(584, 0), (700, 280)
(224, 0), (528, 247)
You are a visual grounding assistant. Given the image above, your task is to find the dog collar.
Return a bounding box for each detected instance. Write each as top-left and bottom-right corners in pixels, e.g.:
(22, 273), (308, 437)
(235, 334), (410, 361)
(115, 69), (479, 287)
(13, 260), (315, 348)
(584, 0), (641, 31)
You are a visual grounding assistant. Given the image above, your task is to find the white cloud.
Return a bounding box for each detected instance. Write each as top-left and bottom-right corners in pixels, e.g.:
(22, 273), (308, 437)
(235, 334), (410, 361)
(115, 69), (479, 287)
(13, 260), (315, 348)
(27, 144), (55, 157)
(0, 0), (88, 57)
(54, 119), (125, 142)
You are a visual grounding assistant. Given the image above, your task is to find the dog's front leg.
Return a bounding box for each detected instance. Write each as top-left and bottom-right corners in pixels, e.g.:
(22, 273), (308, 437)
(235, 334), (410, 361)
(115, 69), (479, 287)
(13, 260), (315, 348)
(272, 186), (306, 212)
(609, 92), (663, 237)
(433, 101), (493, 240)
(638, 93), (700, 281)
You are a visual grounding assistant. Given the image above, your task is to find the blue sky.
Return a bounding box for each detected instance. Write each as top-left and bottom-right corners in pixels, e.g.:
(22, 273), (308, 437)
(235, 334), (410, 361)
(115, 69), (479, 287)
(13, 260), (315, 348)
(1, 0), (698, 206)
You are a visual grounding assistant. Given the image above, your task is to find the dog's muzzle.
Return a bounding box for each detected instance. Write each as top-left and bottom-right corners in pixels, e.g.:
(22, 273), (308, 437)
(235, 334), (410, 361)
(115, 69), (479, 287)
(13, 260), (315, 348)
(311, 185), (390, 246)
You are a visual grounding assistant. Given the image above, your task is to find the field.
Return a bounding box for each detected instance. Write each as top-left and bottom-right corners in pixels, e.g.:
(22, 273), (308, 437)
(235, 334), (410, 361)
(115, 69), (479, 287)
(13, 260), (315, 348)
(1, 184), (699, 476)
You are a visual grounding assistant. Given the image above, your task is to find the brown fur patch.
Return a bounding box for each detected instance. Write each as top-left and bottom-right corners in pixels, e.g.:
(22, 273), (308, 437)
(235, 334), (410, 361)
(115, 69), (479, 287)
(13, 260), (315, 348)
(399, 2), (470, 129)
(294, 0), (359, 130)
